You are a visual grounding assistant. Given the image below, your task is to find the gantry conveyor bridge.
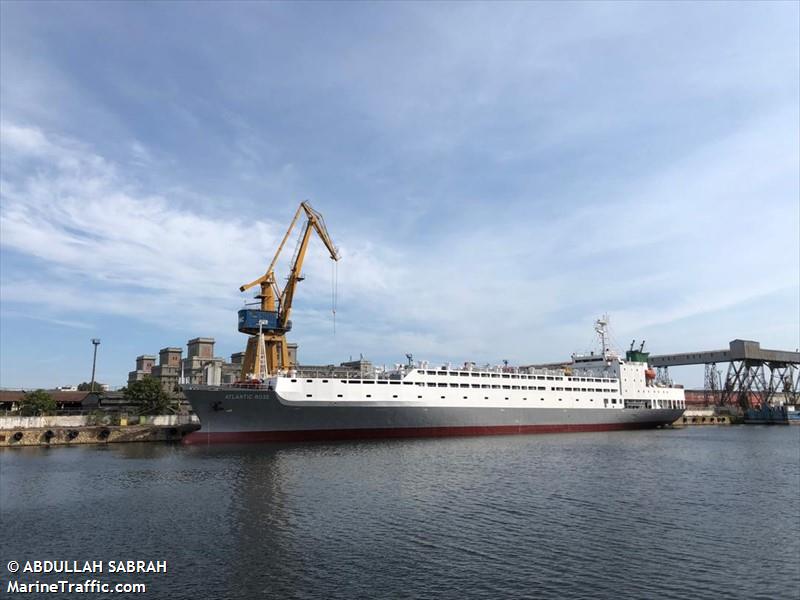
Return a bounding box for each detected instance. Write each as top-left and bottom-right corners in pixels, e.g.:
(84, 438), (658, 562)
(649, 340), (799, 409)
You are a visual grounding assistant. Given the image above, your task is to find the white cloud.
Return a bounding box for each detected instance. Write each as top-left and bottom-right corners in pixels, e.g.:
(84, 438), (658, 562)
(0, 122), (399, 344)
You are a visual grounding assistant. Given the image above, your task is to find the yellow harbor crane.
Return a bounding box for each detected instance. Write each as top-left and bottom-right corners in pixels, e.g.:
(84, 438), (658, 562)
(238, 201), (339, 379)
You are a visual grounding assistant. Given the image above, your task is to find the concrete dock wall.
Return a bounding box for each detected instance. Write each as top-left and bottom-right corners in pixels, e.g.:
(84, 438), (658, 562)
(673, 409), (734, 426)
(0, 415), (90, 429)
(0, 414), (198, 430)
(0, 415), (200, 447)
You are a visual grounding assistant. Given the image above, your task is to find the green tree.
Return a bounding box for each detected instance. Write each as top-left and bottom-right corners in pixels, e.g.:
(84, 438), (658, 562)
(77, 381), (104, 391)
(123, 377), (175, 415)
(19, 390), (57, 416)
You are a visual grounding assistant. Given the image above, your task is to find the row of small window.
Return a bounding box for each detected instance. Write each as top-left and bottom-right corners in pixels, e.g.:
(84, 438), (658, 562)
(292, 378), (619, 389)
(293, 379), (410, 384)
(420, 383), (549, 390)
(295, 379), (546, 389)
(305, 394), (621, 404)
(553, 387), (615, 392)
(418, 370), (613, 383)
(302, 379), (617, 393)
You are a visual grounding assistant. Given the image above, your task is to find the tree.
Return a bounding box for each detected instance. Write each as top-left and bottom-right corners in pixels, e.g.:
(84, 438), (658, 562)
(123, 377), (174, 415)
(77, 381), (104, 391)
(19, 390), (57, 416)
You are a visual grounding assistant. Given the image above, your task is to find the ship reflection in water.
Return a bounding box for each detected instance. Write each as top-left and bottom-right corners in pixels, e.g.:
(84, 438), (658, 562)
(1, 428), (798, 599)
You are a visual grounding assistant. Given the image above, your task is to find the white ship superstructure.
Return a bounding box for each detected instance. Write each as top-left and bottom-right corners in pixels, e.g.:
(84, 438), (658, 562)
(274, 354), (684, 412)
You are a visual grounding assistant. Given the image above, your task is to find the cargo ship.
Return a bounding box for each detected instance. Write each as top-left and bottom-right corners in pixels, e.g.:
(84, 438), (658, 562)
(182, 321), (685, 444)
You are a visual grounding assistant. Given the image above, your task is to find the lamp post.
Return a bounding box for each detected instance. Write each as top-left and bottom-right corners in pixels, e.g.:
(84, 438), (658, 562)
(90, 338), (101, 393)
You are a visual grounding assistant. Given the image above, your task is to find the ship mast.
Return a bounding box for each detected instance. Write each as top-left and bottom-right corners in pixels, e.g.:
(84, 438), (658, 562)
(595, 315), (610, 358)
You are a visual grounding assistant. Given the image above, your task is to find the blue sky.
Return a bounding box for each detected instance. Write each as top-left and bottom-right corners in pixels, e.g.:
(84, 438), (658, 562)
(1, 1), (798, 389)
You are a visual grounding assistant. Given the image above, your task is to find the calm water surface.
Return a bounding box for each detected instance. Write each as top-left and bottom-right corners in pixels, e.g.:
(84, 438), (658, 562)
(1, 427), (798, 599)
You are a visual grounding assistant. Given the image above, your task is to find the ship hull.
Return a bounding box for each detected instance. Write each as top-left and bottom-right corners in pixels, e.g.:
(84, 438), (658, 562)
(182, 386), (684, 444)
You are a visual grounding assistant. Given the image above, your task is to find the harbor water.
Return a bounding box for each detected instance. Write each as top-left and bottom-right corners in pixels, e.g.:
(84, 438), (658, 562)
(1, 427), (798, 599)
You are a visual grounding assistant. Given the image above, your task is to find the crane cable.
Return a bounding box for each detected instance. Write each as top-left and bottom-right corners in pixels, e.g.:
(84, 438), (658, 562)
(331, 259), (338, 335)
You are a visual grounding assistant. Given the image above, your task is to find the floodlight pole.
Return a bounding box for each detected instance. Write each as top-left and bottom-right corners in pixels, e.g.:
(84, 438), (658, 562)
(90, 338), (101, 393)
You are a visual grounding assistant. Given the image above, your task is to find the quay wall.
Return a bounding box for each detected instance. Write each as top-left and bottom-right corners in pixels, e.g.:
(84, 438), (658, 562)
(0, 415), (199, 447)
(0, 414), (197, 430)
(673, 409), (735, 426)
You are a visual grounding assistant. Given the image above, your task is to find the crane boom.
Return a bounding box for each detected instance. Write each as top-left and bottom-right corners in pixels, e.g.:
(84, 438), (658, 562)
(238, 203), (304, 298)
(279, 203), (338, 328)
(238, 201), (339, 379)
